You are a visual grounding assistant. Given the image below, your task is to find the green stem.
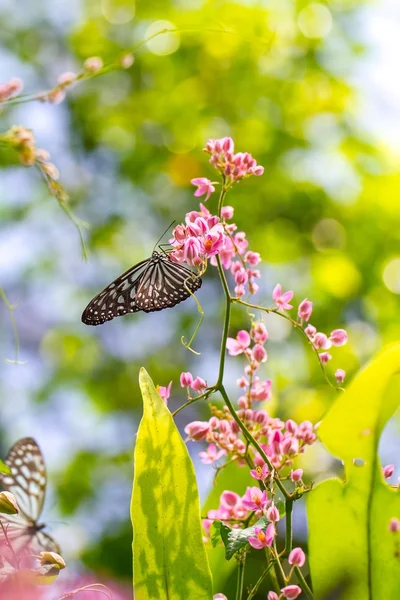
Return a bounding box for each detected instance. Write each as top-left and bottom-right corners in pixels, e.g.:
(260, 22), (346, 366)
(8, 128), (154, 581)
(284, 498), (293, 555)
(273, 541), (287, 586)
(246, 560), (276, 600)
(295, 567), (314, 599)
(171, 387), (215, 417)
(215, 255), (231, 387)
(235, 556), (246, 600)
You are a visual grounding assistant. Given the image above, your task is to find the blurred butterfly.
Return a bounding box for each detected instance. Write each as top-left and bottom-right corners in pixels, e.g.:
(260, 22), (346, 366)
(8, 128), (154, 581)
(0, 437), (60, 556)
(81, 250), (202, 326)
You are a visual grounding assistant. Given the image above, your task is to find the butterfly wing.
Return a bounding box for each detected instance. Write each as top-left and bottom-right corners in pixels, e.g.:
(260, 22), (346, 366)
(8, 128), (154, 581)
(135, 254), (202, 312)
(0, 438), (59, 556)
(81, 258), (150, 325)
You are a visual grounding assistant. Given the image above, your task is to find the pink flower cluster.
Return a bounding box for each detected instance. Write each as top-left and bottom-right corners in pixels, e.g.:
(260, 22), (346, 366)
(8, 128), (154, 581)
(0, 77), (23, 102)
(227, 322), (271, 409)
(204, 137), (264, 182)
(185, 405), (317, 471)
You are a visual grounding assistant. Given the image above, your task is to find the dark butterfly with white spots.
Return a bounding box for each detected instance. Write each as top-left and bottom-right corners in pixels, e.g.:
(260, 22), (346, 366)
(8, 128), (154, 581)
(81, 250), (202, 326)
(0, 437), (60, 556)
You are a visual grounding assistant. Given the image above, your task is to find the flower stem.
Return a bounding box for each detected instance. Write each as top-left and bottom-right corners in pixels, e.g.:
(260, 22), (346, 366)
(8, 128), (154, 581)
(284, 498), (293, 555)
(235, 555), (246, 600)
(295, 567), (314, 599)
(246, 560), (276, 600)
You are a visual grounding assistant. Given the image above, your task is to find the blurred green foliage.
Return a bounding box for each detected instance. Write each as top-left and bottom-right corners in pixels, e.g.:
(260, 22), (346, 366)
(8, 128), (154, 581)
(1, 0), (399, 595)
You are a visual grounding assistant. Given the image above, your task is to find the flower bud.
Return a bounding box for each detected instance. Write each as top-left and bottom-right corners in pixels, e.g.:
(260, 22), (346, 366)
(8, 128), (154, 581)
(184, 421), (210, 440)
(319, 352), (332, 365)
(221, 206), (234, 220)
(191, 376), (207, 392)
(180, 371), (193, 387)
(213, 595), (228, 600)
(120, 53), (134, 68)
(0, 491), (19, 514)
(84, 56), (103, 73)
(298, 299), (313, 321)
(330, 328), (348, 346)
(281, 585), (302, 599)
(290, 468), (303, 482)
(266, 505), (280, 522)
(304, 324), (316, 339)
(383, 464), (395, 479)
(267, 593), (279, 600)
(288, 547), (306, 567)
(335, 368), (346, 384)
(57, 71), (76, 85)
(389, 517), (400, 532)
(252, 344), (267, 363)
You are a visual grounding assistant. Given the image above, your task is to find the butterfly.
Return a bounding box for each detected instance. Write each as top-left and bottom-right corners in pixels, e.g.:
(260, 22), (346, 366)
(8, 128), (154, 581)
(81, 250), (202, 325)
(0, 437), (60, 556)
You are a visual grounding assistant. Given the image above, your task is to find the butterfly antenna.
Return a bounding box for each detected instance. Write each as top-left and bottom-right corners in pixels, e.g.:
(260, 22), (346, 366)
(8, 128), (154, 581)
(153, 220), (176, 251)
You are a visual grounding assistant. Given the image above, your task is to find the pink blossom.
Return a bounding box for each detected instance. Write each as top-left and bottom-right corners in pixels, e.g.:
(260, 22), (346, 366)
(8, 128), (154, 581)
(248, 523), (275, 549)
(245, 251), (261, 265)
(191, 177), (216, 201)
(383, 464), (395, 479)
(220, 491), (242, 511)
(58, 71), (77, 85)
(157, 381), (172, 403)
(252, 344), (267, 363)
(335, 368), (346, 384)
(266, 504), (280, 522)
(199, 443), (225, 464)
(213, 595), (228, 600)
(183, 236), (202, 265)
(272, 284), (294, 311)
(221, 206), (234, 219)
(288, 547), (306, 567)
(180, 372), (193, 387)
(237, 376), (248, 388)
(250, 379), (272, 402)
(0, 77), (23, 102)
(242, 486), (269, 511)
(267, 593), (279, 600)
(313, 332), (332, 350)
(233, 232), (249, 254)
(250, 463), (269, 481)
(298, 298), (313, 321)
(389, 517), (400, 532)
(281, 585), (302, 599)
(234, 284), (245, 297)
(319, 352), (332, 365)
(84, 56), (104, 72)
(191, 376), (207, 392)
(184, 421), (210, 440)
(290, 468), (303, 482)
(235, 268), (249, 285)
(304, 324), (317, 339)
(330, 328), (348, 346)
(226, 330), (251, 355)
(251, 322), (268, 343)
(202, 225), (226, 256)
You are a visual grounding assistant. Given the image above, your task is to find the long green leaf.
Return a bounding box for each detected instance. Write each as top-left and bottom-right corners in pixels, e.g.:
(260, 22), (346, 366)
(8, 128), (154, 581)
(131, 368), (213, 600)
(307, 342), (400, 599)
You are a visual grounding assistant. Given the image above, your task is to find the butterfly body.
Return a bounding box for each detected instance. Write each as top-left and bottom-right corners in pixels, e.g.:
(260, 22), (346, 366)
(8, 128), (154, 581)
(82, 250), (202, 325)
(0, 438), (60, 556)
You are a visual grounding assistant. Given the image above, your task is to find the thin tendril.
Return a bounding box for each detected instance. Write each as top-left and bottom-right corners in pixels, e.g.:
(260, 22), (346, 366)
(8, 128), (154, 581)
(180, 275), (205, 355)
(0, 286), (25, 365)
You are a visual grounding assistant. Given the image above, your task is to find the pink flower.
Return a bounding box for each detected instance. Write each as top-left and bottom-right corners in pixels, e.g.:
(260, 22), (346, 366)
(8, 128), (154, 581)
(191, 177), (215, 201)
(183, 236), (202, 265)
(226, 330), (251, 355)
(252, 344), (267, 363)
(237, 376), (248, 389)
(319, 352), (332, 365)
(330, 328), (348, 346)
(290, 468), (303, 482)
(233, 232), (248, 254)
(245, 251), (261, 266)
(213, 595), (228, 600)
(242, 486), (269, 511)
(250, 463), (269, 481)
(266, 505), (280, 522)
(191, 376), (207, 392)
(157, 381), (172, 403)
(304, 324), (317, 339)
(389, 517), (400, 532)
(272, 284), (294, 311)
(250, 379), (272, 402)
(220, 490), (241, 510)
(383, 464), (395, 479)
(251, 322), (268, 343)
(199, 443), (225, 464)
(281, 585), (302, 599)
(313, 332), (332, 350)
(84, 56), (104, 72)
(180, 372), (193, 387)
(288, 547), (306, 567)
(184, 421), (210, 440)
(335, 368), (346, 384)
(267, 593), (279, 600)
(248, 523), (275, 549)
(235, 268), (249, 285)
(298, 299), (313, 321)
(0, 77), (23, 102)
(202, 226), (226, 257)
(221, 206), (234, 220)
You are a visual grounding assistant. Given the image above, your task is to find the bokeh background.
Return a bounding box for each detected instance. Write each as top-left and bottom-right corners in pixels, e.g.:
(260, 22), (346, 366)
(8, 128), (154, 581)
(1, 0), (399, 596)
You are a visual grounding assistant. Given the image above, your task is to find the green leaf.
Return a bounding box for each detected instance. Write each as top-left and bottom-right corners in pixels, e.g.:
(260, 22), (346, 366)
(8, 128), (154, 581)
(131, 368), (213, 600)
(221, 517), (268, 560)
(0, 460), (10, 474)
(307, 342), (400, 600)
(210, 520), (223, 548)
